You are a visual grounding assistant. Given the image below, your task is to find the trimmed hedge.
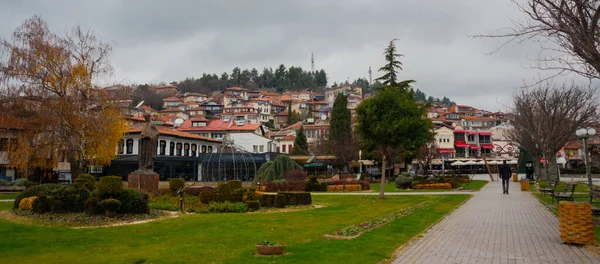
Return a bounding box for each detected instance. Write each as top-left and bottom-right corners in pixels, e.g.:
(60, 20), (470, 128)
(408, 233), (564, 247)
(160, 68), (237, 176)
(277, 192), (312, 206)
(259, 194), (276, 207)
(327, 184), (362, 192)
(245, 200), (260, 211)
(231, 188), (245, 203)
(98, 176), (123, 198)
(32, 194), (51, 213)
(169, 178), (185, 191)
(328, 180), (370, 190)
(84, 196), (102, 215)
(216, 182), (232, 202)
(412, 183), (452, 189)
(185, 186), (215, 196)
(73, 173), (96, 191)
(274, 194), (286, 208)
(199, 187), (218, 204)
(227, 180), (243, 190)
(115, 189), (149, 214)
(52, 186), (90, 213)
(208, 201), (248, 213)
(19, 196), (37, 210)
(13, 184), (63, 209)
(99, 198), (121, 217)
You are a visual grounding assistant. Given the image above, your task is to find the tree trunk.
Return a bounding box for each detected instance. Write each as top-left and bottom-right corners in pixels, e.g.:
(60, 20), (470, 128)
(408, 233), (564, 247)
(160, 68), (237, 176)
(379, 155), (386, 200)
(533, 161), (543, 180)
(546, 154), (559, 182)
(68, 152), (82, 181)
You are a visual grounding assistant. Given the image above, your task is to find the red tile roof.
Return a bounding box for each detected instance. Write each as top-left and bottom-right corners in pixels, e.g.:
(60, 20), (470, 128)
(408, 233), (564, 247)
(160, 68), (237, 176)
(160, 107), (184, 113)
(178, 119), (261, 132)
(163, 97), (181, 102)
(127, 125), (221, 142)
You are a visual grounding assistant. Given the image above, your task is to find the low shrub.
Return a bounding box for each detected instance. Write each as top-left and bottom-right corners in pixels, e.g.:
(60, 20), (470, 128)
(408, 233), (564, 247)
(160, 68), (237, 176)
(305, 177), (325, 192)
(216, 182), (232, 202)
(98, 176), (123, 198)
(0, 179), (10, 186)
(278, 192), (312, 206)
(243, 188), (260, 202)
(208, 201), (248, 213)
(328, 180), (370, 190)
(185, 186), (215, 196)
(13, 183), (63, 209)
(278, 181), (307, 192)
(413, 183), (452, 190)
(327, 184), (361, 192)
(19, 196), (37, 210)
(395, 176), (414, 189)
(274, 194), (286, 208)
(98, 198), (121, 217)
(52, 186), (90, 213)
(32, 194), (51, 213)
(446, 177), (462, 189)
(426, 176), (437, 184)
(169, 178), (185, 191)
(345, 185), (362, 192)
(115, 188), (149, 214)
(84, 196), (102, 215)
(259, 194), (276, 207)
(13, 178), (28, 186)
(245, 200), (260, 211)
(227, 180), (243, 190)
(199, 187), (218, 204)
(327, 185), (343, 192)
(263, 182), (278, 192)
(284, 170), (307, 181)
(231, 188), (246, 203)
(73, 174), (96, 191)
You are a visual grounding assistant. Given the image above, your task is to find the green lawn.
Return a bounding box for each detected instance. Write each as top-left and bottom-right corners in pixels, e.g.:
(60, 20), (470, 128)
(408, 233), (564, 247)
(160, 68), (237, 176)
(0, 202), (13, 211)
(371, 180), (488, 193)
(536, 181), (590, 193)
(0, 193), (18, 200)
(0, 194), (470, 264)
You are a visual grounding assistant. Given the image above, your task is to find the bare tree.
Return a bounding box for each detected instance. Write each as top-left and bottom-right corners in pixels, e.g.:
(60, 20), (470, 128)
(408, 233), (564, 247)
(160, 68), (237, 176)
(479, 1), (600, 79)
(416, 139), (439, 176)
(508, 82), (598, 180)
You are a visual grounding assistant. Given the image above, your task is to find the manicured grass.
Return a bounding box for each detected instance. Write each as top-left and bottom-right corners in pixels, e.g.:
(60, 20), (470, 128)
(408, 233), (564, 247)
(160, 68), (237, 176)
(0, 193), (18, 200)
(536, 181), (589, 193)
(371, 180), (488, 193)
(0, 202), (13, 211)
(0, 194), (470, 264)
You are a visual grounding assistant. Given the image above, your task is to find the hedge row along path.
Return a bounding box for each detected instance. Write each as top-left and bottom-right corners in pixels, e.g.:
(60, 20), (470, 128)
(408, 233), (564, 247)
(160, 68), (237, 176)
(392, 180), (600, 264)
(326, 198), (442, 239)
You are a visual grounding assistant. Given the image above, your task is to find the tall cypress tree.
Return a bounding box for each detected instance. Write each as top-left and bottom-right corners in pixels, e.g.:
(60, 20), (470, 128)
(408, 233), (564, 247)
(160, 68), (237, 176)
(292, 125), (309, 155)
(286, 100), (293, 126)
(329, 94), (351, 142)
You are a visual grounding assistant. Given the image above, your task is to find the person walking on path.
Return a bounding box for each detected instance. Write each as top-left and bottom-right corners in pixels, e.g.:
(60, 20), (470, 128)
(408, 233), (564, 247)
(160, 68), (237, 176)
(499, 160), (512, 194)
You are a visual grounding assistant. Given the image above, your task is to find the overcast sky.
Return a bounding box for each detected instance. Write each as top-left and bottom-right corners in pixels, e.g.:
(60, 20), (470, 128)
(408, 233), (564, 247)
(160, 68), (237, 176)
(0, 0), (591, 112)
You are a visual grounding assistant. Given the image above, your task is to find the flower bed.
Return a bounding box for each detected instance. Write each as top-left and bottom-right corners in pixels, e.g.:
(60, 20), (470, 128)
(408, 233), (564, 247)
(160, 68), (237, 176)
(412, 183), (452, 190)
(326, 198), (441, 239)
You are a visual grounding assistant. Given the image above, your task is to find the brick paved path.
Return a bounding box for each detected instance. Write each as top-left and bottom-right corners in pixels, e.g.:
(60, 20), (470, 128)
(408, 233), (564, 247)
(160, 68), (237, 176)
(393, 180), (600, 264)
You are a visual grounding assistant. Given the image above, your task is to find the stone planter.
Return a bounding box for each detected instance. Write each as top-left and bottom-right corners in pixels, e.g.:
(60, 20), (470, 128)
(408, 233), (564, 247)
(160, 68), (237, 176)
(255, 244), (286, 255)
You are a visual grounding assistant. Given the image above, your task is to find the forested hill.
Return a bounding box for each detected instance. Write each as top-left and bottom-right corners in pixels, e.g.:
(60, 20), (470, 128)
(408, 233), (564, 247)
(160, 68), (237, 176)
(169, 65), (327, 95)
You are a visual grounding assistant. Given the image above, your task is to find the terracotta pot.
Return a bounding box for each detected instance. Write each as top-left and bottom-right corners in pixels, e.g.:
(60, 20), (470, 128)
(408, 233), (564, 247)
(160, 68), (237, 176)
(256, 244), (286, 255)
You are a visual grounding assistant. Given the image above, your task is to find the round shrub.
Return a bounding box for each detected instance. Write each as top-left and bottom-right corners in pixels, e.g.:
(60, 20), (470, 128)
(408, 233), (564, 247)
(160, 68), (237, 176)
(19, 196), (37, 210)
(84, 196), (103, 215)
(169, 178), (185, 191)
(426, 176), (437, 183)
(13, 183), (63, 209)
(115, 188), (149, 214)
(98, 198), (121, 217)
(198, 187), (218, 204)
(97, 176), (123, 198)
(0, 179), (10, 186)
(227, 180), (243, 191)
(73, 173), (96, 191)
(231, 188), (245, 203)
(395, 176), (414, 189)
(259, 194), (276, 207)
(32, 194), (51, 213)
(245, 200), (260, 211)
(216, 182), (232, 202)
(51, 186), (90, 213)
(13, 178), (28, 186)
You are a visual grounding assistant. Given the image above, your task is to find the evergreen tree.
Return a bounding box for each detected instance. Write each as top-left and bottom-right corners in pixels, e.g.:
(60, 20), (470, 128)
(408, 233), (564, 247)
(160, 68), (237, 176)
(292, 125), (309, 155)
(329, 94), (354, 174)
(414, 89), (426, 101)
(286, 100), (293, 126)
(315, 69), (327, 87)
(374, 39), (415, 93)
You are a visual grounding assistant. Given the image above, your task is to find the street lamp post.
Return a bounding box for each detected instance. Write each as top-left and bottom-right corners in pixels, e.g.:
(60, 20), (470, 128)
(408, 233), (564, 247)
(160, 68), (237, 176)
(359, 150), (362, 180)
(576, 127), (596, 196)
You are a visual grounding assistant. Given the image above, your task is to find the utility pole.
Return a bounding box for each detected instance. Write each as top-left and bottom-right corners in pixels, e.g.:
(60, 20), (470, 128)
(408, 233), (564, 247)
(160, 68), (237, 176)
(368, 66), (372, 84)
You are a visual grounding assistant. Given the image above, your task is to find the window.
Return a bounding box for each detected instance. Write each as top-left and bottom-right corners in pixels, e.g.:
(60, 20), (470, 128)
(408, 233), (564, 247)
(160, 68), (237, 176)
(126, 139), (133, 154)
(176, 143), (182, 156)
(282, 145), (286, 153)
(202, 145), (207, 153)
(170, 142), (175, 156)
(184, 143), (190, 156)
(191, 144), (197, 157)
(259, 145), (264, 152)
(439, 138), (442, 143)
(117, 139), (124, 154)
(207, 146), (213, 153)
(288, 144), (292, 154)
(159, 140), (166, 155)
(253, 145), (258, 152)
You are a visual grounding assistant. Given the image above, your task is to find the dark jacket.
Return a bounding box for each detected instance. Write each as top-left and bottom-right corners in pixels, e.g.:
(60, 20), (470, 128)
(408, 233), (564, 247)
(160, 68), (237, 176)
(499, 164), (512, 180)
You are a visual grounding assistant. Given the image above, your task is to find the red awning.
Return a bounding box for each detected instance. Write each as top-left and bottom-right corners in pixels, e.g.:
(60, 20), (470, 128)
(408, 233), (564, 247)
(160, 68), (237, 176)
(439, 149), (455, 153)
(455, 143), (469, 148)
(479, 132), (492, 136)
(467, 131), (478, 135)
(469, 145), (479, 149)
(453, 130), (465, 133)
(481, 145), (493, 149)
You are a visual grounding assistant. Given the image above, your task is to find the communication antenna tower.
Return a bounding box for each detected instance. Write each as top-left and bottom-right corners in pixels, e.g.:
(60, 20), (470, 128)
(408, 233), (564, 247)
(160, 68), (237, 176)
(311, 52), (315, 75)
(368, 66), (372, 84)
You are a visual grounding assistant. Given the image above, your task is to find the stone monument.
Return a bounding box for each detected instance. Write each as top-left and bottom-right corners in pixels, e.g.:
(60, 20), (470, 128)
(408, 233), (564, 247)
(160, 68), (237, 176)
(128, 114), (160, 191)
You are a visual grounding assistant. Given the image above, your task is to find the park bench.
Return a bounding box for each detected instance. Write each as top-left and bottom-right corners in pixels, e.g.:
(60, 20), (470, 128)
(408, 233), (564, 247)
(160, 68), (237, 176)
(552, 183), (576, 204)
(589, 187), (600, 217)
(539, 181), (559, 197)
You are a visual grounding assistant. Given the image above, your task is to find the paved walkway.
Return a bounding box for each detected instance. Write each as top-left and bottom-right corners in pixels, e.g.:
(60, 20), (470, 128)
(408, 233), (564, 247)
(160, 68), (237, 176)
(393, 180), (600, 264)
